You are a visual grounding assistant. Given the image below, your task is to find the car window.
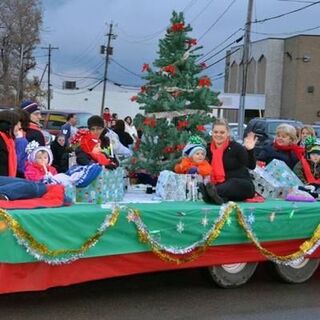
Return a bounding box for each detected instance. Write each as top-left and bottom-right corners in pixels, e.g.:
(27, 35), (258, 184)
(313, 126), (320, 137)
(76, 113), (91, 128)
(266, 122), (282, 136)
(47, 114), (66, 130)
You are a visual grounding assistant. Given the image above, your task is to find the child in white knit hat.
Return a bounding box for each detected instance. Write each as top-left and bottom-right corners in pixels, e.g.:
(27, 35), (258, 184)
(174, 136), (211, 177)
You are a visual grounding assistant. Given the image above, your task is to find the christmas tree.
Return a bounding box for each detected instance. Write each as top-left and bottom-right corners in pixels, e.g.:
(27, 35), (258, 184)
(130, 11), (220, 176)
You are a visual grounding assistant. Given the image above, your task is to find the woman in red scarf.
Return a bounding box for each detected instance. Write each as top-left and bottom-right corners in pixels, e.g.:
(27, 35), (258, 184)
(199, 119), (257, 204)
(0, 110), (20, 176)
(257, 123), (303, 169)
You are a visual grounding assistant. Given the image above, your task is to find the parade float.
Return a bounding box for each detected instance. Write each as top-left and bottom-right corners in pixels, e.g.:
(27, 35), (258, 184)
(0, 11), (319, 294)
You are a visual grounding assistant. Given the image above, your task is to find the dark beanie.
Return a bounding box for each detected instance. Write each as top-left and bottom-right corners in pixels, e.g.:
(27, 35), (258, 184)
(87, 115), (104, 129)
(20, 100), (40, 114)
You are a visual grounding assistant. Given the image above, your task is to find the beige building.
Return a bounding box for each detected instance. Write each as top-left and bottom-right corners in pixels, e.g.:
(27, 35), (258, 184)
(223, 34), (320, 124)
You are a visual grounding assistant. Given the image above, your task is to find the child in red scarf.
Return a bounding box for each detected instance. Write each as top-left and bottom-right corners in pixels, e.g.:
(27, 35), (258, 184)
(294, 136), (320, 190)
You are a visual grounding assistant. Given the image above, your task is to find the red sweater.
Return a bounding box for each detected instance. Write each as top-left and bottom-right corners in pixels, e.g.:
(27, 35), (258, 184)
(24, 161), (58, 182)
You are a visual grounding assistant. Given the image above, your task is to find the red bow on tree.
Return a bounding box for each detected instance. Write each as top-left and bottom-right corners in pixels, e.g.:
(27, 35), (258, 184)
(143, 117), (156, 128)
(130, 96), (138, 102)
(140, 86), (147, 94)
(164, 146), (175, 153)
(198, 76), (212, 88)
(163, 64), (176, 76)
(186, 38), (197, 46)
(176, 144), (185, 151)
(196, 125), (206, 132)
(177, 120), (189, 130)
(131, 157), (137, 164)
(142, 63), (150, 72)
(171, 22), (185, 32)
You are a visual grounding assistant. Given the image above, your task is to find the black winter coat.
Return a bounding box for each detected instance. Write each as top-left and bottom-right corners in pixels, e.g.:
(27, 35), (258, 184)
(257, 143), (298, 169)
(207, 140), (256, 181)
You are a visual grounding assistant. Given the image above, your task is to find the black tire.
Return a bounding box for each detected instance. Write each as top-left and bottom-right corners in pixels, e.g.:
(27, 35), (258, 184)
(273, 258), (320, 284)
(207, 262), (258, 288)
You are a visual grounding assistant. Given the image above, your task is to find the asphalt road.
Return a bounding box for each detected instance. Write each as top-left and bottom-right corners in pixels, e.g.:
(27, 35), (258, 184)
(0, 263), (319, 320)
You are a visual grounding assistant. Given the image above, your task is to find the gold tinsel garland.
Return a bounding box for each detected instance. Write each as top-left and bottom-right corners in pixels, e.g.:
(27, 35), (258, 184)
(1, 202), (320, 265)
(130, 202), (320, 265)
(0, 207), (120, 260)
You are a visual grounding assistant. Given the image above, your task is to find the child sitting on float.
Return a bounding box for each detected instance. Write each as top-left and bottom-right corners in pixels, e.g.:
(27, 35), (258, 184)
(294, 136), (320, 196)
(25, 142), (82, 186)
(174, 135), (211, 177)
(25, 142), (58, 182)
(76, 131), (118, 170)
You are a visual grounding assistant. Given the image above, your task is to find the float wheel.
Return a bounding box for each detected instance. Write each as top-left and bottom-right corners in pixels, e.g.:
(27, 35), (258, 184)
(272, 258), (320, 284)
(207, 262), (258, 288)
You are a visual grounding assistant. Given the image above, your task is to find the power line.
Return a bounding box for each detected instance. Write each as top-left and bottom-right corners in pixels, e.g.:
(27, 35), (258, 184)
(200, 36), (243, 63)
(190, 0), (215, 23)
(251, 24), (320, 36)
(205, 47), (241, 70)
(198, 0), (237, 41)
(199, 28), (243, 61)
(253, 0), (320, 24)
(182, 0), (199, 13)
(110, 58), (143, 79)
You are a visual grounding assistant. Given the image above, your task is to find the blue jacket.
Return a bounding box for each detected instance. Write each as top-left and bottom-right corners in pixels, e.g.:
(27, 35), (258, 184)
(257, 143), (299, 169)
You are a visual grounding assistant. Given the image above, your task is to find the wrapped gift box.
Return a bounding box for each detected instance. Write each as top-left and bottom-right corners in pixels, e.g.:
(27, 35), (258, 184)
(264, 159), (303, 188)
(251, 160), (303, 199)
(76, 167), (125, 204)
(155, 170), (202, 201)
(251, 167), (287, 199)
(64, 184), (76, 203)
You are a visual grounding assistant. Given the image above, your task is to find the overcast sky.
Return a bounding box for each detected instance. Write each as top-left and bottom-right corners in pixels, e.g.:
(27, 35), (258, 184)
(36, 0), (320, 92)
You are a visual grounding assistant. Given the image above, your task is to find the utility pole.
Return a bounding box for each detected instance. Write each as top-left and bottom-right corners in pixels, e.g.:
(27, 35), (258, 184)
(41, 44), (58, 109)
(238, 0), (254, 140)
(16, 44), (24, 104)
(100, 23), (116, 117)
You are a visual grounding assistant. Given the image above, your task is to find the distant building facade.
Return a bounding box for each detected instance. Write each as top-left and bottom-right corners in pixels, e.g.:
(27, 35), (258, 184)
(223, 34), (320, 124)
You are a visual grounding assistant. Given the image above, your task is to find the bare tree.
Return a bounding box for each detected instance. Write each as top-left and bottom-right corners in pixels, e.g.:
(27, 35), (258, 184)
(0, 0), (42, 106)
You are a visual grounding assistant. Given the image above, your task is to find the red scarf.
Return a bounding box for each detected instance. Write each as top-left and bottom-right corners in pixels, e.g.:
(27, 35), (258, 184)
(89, 152), (111, 166)
(0, 132), (17, 177)
(210, 139), (230, 184)
(273, 141), (304, 160)
(29, 122), (45, 139)
(300, 156), (320, 184)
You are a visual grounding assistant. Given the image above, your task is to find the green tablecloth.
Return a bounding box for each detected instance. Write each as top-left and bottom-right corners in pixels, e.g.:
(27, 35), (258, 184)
(0, 199), (320, 263)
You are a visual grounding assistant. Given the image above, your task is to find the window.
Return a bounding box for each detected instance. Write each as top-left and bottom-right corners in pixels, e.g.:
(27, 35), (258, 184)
(47, 114), (66, 130)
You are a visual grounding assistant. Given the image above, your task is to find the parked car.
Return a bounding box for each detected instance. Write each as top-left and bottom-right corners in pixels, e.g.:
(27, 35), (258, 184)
(40, 110), (93, 136)
(312, 124), (320, 138)
(244, 117), (303, 155)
